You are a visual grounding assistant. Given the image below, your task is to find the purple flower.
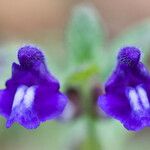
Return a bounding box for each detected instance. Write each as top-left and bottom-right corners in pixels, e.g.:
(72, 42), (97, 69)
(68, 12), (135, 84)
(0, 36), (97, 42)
(98, 47), (150, 131)
(0, 45), (67, 129)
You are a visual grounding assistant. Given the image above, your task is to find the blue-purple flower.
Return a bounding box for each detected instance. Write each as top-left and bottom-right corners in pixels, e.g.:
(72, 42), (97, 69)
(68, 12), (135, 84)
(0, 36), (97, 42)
(98, 46), (150, 131)
(0, 45), (67, 129)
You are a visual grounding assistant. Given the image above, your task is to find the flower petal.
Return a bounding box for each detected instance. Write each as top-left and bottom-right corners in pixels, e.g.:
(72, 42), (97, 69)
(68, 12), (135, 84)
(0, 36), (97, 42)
(98, 94), (150, 130)
(34, 86), (67, 121)
(6, 103), (40, 129)
(0, 89), (15, 118)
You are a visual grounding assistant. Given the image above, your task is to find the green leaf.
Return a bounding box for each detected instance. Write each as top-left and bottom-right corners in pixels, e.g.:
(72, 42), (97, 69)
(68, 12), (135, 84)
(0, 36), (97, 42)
(66, 3), (105, 66)
(66, 64), (100, 86)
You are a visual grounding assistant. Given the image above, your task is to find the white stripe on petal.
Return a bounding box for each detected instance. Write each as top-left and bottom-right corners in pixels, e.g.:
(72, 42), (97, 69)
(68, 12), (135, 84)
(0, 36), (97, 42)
(23, 86), (36, 108)
(13, 85), (28, 108)
(127, 88), (142, 111)
(137, 86), (150, 109)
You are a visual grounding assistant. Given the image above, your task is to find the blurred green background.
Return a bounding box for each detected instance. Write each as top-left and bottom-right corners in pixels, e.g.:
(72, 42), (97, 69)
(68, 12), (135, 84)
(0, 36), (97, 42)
(0, 0), (150, 150)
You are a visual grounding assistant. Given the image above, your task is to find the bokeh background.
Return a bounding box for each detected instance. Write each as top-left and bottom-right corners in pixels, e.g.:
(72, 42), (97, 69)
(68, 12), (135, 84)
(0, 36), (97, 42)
(0, 0), (150, 150)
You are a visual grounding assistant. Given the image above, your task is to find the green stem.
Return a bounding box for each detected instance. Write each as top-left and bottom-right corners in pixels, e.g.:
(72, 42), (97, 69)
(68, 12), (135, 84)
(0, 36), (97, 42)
(80, 84), (101, 150)
(86, 116), (101, 150)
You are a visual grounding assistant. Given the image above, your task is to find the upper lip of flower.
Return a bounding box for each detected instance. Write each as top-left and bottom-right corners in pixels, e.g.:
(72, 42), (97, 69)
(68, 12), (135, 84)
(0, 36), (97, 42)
(18, 45), (45, 69)
(117, 46), (141, 67)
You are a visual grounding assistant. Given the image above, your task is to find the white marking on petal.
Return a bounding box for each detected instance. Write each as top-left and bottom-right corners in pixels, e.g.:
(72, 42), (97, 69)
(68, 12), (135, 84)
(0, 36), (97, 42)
(23, 86), (36, 108)
(128, 88), (142, 111)
(137, 86), (150, 109)
(13, 85), (27, 108)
